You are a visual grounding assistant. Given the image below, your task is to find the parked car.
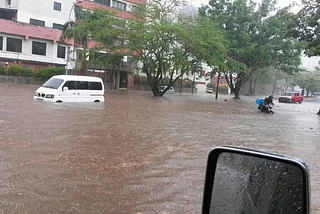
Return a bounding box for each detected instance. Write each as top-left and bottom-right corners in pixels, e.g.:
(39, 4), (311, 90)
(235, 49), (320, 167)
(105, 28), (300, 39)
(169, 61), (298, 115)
(206, 87), (213, 93)
(278, 91), (303, 103)
(159, 86), (175, 93)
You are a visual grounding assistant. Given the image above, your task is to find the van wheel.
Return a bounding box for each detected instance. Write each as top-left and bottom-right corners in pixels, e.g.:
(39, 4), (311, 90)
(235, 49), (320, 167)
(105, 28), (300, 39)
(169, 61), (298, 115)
(299, 100), (303, 104)
(56, 100), (63, 103)
(94, 100), (100, 102)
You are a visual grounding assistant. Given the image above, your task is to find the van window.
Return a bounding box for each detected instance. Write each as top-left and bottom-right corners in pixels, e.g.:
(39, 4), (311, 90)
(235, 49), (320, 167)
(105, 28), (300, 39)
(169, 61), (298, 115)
(43, 78), (64, 89)
(89, 82), (103, 90)
(63, 81), (102, 90)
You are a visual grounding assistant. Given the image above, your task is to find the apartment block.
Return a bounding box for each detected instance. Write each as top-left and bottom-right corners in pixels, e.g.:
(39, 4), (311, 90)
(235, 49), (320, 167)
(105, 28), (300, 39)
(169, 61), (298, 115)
(0, 0), (146, 74)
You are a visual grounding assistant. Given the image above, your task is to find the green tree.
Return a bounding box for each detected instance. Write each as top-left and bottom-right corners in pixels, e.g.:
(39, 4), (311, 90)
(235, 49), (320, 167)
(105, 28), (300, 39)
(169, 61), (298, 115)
(60, 6), (90, 75)
(294, 0), (320, 57)
(125, 0), (227, 96)
(293, 70), (320, 96)
(200, 0), (302, 98)
(60, 7), (129, 88)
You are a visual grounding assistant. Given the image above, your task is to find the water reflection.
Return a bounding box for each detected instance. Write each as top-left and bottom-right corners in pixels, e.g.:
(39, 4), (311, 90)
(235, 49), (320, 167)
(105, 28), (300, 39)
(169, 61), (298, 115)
(210, 152), (304, 214)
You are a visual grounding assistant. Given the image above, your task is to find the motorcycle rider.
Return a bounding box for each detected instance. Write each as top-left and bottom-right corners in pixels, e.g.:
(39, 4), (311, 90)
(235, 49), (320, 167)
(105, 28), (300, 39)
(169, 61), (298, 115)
(264, 95), (274, 104)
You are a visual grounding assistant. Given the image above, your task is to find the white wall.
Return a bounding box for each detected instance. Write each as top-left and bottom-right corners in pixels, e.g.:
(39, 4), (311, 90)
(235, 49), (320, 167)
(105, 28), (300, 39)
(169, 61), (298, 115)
(17, 0), (76, 27)
(0, 0), (18, 8)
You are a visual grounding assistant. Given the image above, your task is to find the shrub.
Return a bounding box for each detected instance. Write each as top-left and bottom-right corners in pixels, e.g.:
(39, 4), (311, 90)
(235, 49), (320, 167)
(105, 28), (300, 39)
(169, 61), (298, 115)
(219, 84), (229, 89)
(182, 78), (197, 88)
(36, 66), (65, 80)
(21, 67), (36, 77)
(160, 77), (170, 85)
(140, 76), (148, 84)
(0, 63), (6, 75)
(7, 64), (24, 76)
(207, 82), (214, 88)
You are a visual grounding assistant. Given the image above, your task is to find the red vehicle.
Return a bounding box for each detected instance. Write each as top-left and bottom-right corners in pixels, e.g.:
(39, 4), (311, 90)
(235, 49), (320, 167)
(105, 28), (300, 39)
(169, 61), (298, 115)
(278, 91), (303, 103)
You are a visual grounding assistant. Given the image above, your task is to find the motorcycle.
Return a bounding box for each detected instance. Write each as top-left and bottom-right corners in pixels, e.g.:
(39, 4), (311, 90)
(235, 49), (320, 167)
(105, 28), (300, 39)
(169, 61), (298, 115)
(256, 97), (274, 114)
(202, 147), (310, 214)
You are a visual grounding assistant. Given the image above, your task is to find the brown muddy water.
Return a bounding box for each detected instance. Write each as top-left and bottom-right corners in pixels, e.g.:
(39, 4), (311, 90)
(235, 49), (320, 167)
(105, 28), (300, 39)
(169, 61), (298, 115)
(0, 83), (320, 213)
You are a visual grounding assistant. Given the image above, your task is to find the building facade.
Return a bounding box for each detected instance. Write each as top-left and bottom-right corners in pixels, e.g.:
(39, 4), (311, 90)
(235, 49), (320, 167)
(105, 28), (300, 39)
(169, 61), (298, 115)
(0, 0), (146, 78)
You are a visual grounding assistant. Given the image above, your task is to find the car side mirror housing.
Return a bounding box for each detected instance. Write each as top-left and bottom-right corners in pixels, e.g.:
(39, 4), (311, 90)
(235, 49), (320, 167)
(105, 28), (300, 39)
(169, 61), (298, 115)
(63, 87), (68, 91)
(202, 147), (310, 214)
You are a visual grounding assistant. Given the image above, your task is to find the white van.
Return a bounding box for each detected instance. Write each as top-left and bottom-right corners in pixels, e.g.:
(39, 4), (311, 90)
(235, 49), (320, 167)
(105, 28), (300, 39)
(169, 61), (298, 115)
(33, 75), (105, 103)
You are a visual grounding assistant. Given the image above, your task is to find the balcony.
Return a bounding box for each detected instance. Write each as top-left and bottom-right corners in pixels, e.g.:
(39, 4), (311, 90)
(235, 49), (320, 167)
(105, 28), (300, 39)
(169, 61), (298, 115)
(0, 7), (17, 21)
(0, 19), (73, 45)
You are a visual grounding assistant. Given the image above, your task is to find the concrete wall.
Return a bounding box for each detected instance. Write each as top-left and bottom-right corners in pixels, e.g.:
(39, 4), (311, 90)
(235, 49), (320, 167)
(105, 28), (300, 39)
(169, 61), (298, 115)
(0, 75), (44, 85)
(241, 77), (291, 96)
(0, 0), (18, 8)
(133, 84), (198, 94)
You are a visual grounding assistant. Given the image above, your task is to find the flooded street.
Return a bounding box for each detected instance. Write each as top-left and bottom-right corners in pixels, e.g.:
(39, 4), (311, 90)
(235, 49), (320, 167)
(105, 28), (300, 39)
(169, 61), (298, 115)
(1, 83), (320, 213)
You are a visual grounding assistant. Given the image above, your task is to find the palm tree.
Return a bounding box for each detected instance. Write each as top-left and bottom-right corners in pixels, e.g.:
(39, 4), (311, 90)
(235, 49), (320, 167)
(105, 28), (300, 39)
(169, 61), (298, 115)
(60, 5), (89, 75)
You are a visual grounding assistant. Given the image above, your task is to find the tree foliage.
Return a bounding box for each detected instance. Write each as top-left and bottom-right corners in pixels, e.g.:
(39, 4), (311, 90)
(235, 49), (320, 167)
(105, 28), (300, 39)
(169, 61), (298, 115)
(293, 69), (320, 96)
(125, 0), (227, 96)
(60, 6), (125, 76)
(294, 0), (320, 57)
(200, 0), (303, 98)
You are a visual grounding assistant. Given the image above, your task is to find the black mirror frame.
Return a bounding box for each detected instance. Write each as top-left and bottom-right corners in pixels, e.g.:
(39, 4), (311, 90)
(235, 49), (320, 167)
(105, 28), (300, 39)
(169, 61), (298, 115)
(202, 146), (310, 214)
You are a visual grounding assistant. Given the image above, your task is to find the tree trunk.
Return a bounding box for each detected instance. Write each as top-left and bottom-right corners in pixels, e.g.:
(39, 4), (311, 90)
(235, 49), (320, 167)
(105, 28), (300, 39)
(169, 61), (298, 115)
(215, 72), (220, 99)
(234, 87), (240, 99)
(115, 70), (120, 90)
(252, 78), (257, 95)
(272, 79), (277, 95)
(192, 72), (195, 94)
(112, 73), (115, 90)
(248, 77), (253, 95)
(306, 89), (309, 97)
(180, 74), (183, 94)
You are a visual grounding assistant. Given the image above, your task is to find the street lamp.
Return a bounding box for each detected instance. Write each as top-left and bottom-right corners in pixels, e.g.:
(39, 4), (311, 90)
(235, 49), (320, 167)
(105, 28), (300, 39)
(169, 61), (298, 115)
(66, 0), (82, 75)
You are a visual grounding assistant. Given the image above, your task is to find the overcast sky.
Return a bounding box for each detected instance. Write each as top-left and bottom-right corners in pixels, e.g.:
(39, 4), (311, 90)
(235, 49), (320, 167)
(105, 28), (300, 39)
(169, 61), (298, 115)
(188, 0), (301, 12)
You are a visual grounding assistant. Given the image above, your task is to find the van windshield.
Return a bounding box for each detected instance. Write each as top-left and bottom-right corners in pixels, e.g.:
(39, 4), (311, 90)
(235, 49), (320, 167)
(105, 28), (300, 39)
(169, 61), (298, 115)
(42, 78), (64, 89)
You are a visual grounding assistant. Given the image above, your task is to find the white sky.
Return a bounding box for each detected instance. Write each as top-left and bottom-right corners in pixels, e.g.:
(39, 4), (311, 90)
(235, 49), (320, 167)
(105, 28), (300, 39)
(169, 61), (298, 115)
(189, 0), (301, 12)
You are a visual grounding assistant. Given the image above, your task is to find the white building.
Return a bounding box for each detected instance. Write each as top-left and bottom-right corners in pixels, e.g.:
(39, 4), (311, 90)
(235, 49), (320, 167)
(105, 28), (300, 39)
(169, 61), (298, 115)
(0, 0), (145, 72)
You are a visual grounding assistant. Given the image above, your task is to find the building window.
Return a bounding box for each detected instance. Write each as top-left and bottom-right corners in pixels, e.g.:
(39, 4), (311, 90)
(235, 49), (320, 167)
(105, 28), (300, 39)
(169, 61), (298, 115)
(0, 36), (3, 51)
(131, 5), (141, 14)
(54, 2), (62, 11)
(7, 37), (22, 53)
(112, 0), (126, 11)
(94, 0), (110, 6)
(30, 18), (45, 27)
(53, 23), (64, 30)
(57, 45), (66, 59)
(32, 41), (46, 56)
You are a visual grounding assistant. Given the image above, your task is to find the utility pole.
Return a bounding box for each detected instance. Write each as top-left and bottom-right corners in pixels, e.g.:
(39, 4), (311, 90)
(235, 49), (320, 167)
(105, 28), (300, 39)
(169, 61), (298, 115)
(215, 72), (221, 99)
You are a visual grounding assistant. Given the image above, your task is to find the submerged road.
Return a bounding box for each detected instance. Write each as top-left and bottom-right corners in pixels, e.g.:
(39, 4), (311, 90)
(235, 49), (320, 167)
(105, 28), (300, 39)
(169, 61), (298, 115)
(0, 83), (320, 213)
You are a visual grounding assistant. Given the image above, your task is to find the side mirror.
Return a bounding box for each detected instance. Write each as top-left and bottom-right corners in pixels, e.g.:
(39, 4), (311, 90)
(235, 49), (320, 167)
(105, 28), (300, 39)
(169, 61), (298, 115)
(202, 147), (310, 214)
(63, 87), (69, 91)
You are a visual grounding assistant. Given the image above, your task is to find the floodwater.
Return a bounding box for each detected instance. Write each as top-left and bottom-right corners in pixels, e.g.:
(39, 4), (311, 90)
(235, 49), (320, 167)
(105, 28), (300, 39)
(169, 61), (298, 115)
(0, 83), (320, 214)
